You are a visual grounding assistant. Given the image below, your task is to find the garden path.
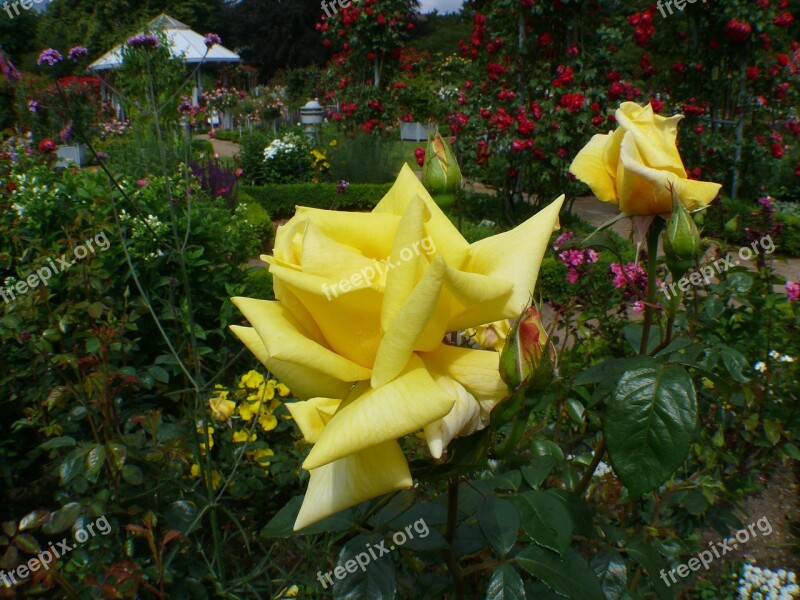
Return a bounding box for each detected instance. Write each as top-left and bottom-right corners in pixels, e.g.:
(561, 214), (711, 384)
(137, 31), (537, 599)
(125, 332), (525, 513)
(197, 133), (240, 158)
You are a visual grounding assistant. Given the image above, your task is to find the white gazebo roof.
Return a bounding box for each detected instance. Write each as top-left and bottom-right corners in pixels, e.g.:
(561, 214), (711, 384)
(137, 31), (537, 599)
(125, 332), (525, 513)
(88, 14), (240, 71)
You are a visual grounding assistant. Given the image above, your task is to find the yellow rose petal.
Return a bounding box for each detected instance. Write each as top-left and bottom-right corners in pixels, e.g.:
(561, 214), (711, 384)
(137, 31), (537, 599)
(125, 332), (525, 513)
(618, 133), (721, 214)
(615, 102), (685, 177)
(372, 256), (449, 387)
(456, 196), (564, 328)
(424, 377), (483, 459)
(420, 344), (507, 404)
(230, 326), (353, 400)
(231, 298), (372, 382)
(374, 164), (470, 269)
(267, 264), (384, 369)
(380, 194), (430, 330)
(569, 132), (619, 203)
(278, 208), (400, 261)
(286, 397), (341, 444)
(303, 355), (454, 470)
(294, 440), (412, 530)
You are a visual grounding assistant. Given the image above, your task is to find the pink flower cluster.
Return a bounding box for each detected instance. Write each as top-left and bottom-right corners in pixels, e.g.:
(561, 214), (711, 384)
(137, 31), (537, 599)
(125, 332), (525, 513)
(554, 232), (600, 284)
(610, 262), (648, 297)
(787, 277), (800, 302)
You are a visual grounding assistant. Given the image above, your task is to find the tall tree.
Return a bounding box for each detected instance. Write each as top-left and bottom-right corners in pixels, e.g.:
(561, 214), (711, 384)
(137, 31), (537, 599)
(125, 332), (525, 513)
(36, 0), (226, 56)
(219, 0), (329, 81)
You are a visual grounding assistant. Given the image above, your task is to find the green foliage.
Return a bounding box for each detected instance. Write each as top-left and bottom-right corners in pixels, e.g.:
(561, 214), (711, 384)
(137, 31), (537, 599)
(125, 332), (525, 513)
(116, 31), (185, 126)
(238, 129), (275, 185)
(236, 198), (274, 252)
(36, 0), (227, 56)
(241, 182), (393, 218)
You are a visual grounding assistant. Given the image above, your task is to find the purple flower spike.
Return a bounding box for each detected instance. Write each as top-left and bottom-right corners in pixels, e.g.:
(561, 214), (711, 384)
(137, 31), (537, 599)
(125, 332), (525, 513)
(28, 100), (40, 114)
(126, 34), (160, 50)
(67, 46), (89, 61)
(37, 48), (63, 67)
(204, 33), (222, 49)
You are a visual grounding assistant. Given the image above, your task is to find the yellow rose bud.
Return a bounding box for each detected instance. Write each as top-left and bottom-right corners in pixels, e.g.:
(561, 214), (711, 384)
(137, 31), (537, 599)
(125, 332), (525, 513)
(570, 102), (721, 215)
(209, 396), (236, 422)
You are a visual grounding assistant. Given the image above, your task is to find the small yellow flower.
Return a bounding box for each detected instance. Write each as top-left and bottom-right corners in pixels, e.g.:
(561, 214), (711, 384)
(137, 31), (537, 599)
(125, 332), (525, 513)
(238, 400), (262, 422)
(240, 370), (265, 390)
(258, 412), (278, 432)
(189, 464), (223, 489)
(329, 139), (338, 147)
(276, 383), (291, 397)
(233, 430), (257, 444)
(249, 448), (275, 468)
(209, 396), (236, 422)
(198, 425), (215, 453)
(277, 585), (299, 598)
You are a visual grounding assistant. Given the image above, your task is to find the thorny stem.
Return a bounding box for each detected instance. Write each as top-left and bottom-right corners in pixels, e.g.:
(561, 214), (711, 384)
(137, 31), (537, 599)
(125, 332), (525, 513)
(640, 219), (664, 354)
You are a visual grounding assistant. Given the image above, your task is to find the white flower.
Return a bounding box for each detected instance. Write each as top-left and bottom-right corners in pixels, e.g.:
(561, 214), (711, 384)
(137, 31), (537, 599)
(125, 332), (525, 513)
(755, 362), (767, 373)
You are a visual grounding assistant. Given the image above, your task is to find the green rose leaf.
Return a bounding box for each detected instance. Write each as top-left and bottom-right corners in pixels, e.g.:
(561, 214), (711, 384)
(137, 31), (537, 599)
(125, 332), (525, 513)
(590, 548), (627, 600)
(332, 533), (396, 600)
(478, 497), (520, 557)
(511, 490), (573, 554)
(516, 546), (604, 600)
(486, 564), (526, 600)
(605, 361), (697, 497)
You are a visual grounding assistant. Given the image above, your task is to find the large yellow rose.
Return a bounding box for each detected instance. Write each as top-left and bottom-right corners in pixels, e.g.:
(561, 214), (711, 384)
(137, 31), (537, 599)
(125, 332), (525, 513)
(230, 164), (563, 529)
(570, 102), (722, 215)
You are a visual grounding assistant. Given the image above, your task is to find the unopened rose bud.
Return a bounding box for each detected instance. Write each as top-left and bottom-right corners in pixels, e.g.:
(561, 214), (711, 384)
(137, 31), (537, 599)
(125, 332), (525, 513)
(499, 306), (553, 391)
(422, 129), (462, 207)
(663, 186), (700, 276)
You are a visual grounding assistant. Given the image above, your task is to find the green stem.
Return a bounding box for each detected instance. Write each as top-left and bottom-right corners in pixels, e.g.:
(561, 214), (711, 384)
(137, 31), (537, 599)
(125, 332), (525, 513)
(445, 479), (465, 599)
(640, 220), (664, 355)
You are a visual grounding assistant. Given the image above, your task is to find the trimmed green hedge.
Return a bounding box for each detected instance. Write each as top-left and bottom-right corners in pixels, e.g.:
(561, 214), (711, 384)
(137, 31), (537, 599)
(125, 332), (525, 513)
(240, 183), (394, 219)
(213, 130), (242, 143)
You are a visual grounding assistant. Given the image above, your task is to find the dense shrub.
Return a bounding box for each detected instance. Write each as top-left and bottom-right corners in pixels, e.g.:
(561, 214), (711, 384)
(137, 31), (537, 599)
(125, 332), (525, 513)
(236, 198), (274, 252)
(239, 130), (274, 185)
(702, 196), (800, 258)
